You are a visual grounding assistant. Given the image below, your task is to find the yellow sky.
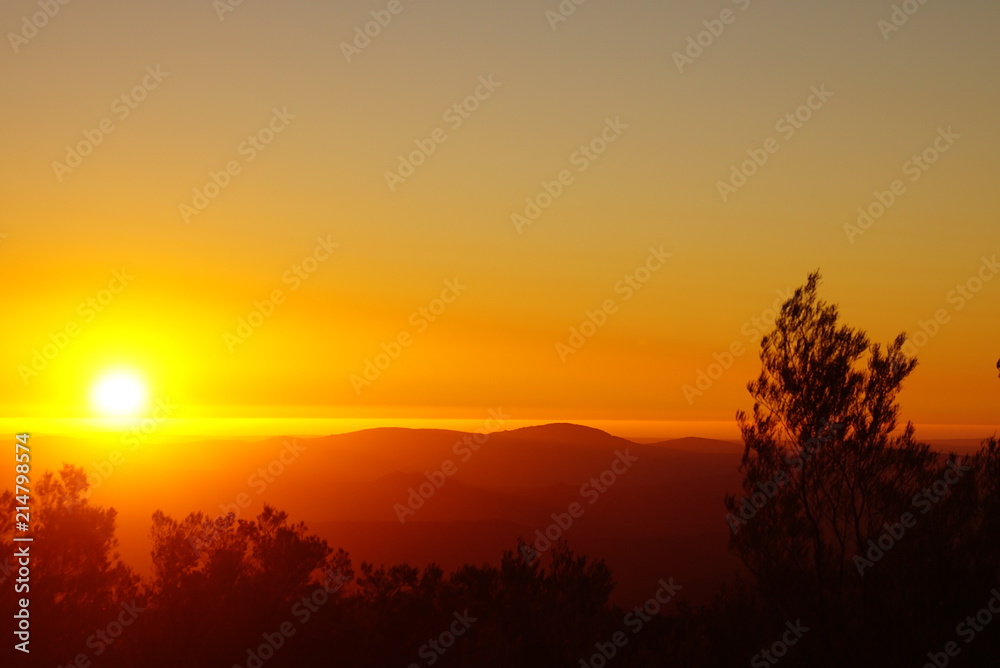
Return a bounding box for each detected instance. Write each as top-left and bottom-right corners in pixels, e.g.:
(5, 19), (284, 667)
(1, 0), (998, 438)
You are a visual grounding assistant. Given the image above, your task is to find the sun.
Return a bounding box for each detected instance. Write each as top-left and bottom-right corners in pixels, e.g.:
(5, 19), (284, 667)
(90, 370), (149, 417)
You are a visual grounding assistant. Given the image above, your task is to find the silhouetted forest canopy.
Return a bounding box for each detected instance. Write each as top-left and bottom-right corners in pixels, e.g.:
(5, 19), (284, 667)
(3, 273), (999, 667)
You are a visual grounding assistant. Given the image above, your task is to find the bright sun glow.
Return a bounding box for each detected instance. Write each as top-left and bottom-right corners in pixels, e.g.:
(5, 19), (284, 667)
(91, 371), (149, 417)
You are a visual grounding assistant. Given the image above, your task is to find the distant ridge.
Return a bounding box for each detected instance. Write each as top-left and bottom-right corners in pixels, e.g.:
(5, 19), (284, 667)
(502, 423), (635, 446)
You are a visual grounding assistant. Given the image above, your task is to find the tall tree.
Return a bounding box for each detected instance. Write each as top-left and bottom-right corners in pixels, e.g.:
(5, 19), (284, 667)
(0, 465), (140, 666)
(723, 272), (944, 660)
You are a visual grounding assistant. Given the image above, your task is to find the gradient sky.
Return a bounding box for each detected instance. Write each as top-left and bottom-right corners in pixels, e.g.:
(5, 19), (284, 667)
(1, 0), (997, 438)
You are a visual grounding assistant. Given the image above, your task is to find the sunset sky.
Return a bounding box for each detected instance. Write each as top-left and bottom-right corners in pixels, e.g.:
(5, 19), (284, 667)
(1, 0), (997, 439)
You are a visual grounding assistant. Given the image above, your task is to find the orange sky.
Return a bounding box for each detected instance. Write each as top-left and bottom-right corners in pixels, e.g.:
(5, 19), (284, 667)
(0, 0), (997, 439)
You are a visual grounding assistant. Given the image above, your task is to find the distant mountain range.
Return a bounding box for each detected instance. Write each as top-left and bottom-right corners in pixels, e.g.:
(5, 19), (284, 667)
(26, 424), (990, 606)
(17, 424), (746, 605)
(19, 424), (996, 605)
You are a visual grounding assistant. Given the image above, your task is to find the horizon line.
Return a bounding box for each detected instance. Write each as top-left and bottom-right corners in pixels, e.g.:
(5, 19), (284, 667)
(2, 417), (996, 442)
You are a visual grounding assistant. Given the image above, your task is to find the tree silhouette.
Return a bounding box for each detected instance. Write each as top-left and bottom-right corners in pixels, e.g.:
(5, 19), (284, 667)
(723, 272), (1000, 665)
(0, 465), (139, 666)
(315, 539), (620, 667)
(1, 470), (631, 667)
(140, 504), (346, 667)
